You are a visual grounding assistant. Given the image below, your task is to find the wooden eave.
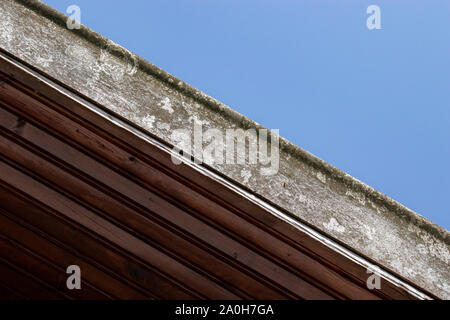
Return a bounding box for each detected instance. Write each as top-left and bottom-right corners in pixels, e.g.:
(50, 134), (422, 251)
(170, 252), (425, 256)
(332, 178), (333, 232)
(0, 50), (435, 300)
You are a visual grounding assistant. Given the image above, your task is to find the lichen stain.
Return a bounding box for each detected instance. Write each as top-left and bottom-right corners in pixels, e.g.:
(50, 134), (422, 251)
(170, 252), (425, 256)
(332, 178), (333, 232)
(142, 114), (155, 129)
(316, 171), (327, 184)
(159, 97), (174, 113)
(323, 217), (346, 233)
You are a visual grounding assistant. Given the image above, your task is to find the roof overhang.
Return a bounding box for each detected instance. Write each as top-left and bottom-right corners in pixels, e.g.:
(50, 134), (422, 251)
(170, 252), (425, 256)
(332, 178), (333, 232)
(0, 48), (436, 299)
(0, 0), (448, 299)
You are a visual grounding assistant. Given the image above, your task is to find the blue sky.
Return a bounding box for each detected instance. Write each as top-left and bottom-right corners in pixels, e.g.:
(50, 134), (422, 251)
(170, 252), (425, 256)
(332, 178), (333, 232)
(42, 0), (450, 229)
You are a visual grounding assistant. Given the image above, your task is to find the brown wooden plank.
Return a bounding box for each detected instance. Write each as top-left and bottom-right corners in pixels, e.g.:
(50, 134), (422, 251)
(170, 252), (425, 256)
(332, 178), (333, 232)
(0, 259), (67, 300)
(0, 53), (428, 300)
(0, 209), (153, 300)
(0, 281), (28, 300)
(0, 103), (335, 300)
(0, 132), (291, 299)
(0, 184), (203, 300)
(0, 235), (108, 300)
(0, 165), (239, 299)
(0, 89), (370, 299)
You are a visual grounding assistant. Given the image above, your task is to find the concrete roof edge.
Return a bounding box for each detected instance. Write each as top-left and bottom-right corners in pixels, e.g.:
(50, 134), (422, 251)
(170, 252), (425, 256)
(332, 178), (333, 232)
(17, 0), (448, 244)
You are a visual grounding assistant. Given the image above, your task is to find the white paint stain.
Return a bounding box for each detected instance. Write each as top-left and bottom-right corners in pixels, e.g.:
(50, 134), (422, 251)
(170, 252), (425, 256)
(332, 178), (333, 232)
(142, 114), (155, 129)
(323, 217), (346, 233)
(36, 56), (54, 68)
(159, 97), (174, 113)
(316, 171), (327, 184)
(297, 193), (315, 210)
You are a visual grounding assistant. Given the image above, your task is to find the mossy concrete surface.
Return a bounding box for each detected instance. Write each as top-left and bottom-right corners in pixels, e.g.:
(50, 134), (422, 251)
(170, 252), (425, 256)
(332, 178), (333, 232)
(0, 0), (448, 298)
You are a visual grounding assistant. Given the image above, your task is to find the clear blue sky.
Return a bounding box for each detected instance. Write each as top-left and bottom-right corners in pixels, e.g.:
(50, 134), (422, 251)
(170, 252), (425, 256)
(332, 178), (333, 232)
(42, 0), (450, 229)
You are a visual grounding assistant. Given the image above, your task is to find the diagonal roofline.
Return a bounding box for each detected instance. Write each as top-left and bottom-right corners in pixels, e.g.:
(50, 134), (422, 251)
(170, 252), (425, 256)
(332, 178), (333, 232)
(17, 0), (447, 243)
(2, 0), (448, 298)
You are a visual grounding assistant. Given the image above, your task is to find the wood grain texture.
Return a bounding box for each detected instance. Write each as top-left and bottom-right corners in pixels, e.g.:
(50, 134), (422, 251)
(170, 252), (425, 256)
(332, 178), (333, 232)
(0, 52), (434, 300)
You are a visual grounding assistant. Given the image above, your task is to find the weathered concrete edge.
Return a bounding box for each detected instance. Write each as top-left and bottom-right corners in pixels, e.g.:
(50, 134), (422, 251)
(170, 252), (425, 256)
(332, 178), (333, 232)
(18, 0), (448, 244)
(5, 0), (448, 297)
